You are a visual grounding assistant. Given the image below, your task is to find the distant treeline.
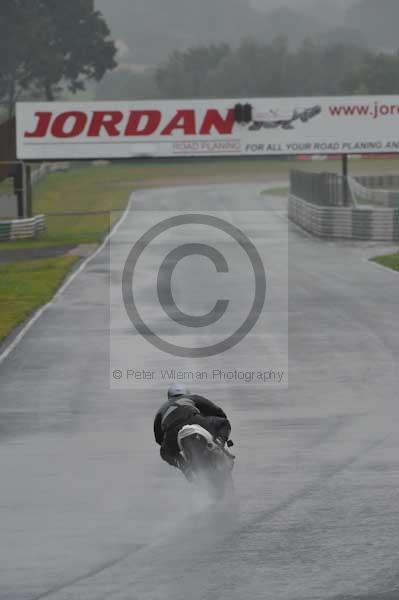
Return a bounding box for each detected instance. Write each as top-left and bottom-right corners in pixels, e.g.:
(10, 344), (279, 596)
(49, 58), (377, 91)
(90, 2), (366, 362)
(97, 38), (399, 101)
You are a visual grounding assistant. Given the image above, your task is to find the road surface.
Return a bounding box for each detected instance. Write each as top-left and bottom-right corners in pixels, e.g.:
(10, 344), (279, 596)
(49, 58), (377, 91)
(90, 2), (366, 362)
(1, 184), (399, 600)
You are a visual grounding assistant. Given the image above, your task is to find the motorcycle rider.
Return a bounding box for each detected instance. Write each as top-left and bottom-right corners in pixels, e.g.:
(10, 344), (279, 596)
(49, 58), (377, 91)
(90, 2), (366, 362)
(154, 383), (232, 472)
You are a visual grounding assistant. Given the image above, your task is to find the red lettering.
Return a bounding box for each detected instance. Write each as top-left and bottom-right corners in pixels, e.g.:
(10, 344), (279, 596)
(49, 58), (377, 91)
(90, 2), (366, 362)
(25, 112), (52, 138)
(24, 106), (237, 142)
(51, 112), (87, 138)
(125, 110), (161, 135)
(87, 111), (123, 137)
(199, 109), (235, 135)
(161, 110), (196, 135)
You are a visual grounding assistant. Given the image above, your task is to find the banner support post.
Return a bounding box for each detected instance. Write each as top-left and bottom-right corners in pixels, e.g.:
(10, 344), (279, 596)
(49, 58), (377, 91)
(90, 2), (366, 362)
(342, 154), (349, 205)
(14, 162), (24, 218)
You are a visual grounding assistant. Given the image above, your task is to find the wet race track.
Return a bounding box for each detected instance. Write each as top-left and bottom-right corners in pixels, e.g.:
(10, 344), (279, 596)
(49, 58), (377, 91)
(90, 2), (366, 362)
(1, 184), (399, 600)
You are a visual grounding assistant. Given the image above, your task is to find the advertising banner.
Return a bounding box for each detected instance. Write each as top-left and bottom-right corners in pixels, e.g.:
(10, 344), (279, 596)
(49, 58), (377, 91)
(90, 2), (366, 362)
(16, 96), (399, 160)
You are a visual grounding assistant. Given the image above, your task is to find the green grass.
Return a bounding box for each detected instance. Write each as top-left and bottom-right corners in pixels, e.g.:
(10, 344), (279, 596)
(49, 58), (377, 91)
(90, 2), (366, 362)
(0, 177), (14, 194)
(262, 186), (289, 196)
(371, 252), (399, 272)
(0, 256), (79, 341)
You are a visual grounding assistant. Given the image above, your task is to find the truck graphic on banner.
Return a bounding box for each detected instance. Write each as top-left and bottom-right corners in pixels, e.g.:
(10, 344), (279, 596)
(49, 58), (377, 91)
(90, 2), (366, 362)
(248, 105), (322, 130)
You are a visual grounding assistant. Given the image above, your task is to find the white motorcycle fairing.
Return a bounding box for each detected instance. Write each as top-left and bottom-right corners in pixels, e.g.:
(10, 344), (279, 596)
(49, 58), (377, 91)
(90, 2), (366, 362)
(177, 424), (217, 459)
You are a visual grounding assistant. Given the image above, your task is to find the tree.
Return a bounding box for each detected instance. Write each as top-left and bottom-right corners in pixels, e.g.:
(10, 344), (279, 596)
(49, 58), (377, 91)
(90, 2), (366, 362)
(361, 52), (399, 93)
(151, 37), (399, 99)
(0, 1), (33, 117)
(0, 0), (117, 111)
(155, 44), (230, 98)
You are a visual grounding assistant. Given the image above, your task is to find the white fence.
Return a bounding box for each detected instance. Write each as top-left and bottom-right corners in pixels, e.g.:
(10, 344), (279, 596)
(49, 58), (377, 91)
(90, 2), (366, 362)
(0, 215), (46, 241)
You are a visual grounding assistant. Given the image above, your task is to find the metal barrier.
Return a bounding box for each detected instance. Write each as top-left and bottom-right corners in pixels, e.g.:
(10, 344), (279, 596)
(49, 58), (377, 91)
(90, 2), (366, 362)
(350, 175), (399, 208)
(0, 215), (46, 241)
(288, 195), (399, 241)
(290, 170), (352, 207)
(355, 174), (399, 189)
(289, 169), (399, 240)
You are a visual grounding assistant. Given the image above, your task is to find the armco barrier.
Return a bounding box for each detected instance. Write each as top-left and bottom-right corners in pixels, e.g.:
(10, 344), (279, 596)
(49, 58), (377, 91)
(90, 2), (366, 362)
(351, 175), (399, 208)
(355, 174), (399, 189)
(0, 215), (46, 241)
(288, 195), (399, 241)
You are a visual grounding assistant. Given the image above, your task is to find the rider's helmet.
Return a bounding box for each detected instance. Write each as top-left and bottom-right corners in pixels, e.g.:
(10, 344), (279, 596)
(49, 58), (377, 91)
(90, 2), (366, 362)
(167, 382), (190, 399)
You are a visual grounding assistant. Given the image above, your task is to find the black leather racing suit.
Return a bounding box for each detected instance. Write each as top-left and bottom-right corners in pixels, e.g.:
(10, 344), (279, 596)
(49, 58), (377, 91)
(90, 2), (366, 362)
(153, 395), (231, 468)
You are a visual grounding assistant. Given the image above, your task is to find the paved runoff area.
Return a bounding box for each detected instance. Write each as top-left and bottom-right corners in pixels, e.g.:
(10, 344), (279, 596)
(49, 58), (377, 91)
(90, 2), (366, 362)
(1, 184), (399, 600)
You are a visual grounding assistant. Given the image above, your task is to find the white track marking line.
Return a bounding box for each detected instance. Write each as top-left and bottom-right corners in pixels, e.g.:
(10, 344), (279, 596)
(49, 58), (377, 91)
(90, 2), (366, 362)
(0, 195), (134, 366)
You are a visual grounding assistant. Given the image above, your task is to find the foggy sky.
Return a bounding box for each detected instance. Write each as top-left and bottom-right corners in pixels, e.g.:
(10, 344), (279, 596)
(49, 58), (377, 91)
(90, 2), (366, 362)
(250, 0), (355, 22)
(95, 0), (372, 67)
(250, 0), (353, 11)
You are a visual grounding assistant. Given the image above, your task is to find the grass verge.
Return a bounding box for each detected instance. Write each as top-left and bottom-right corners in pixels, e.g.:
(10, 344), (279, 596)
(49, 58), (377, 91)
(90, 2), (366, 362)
(1, 159), (292, 249)
(262, 186), (289, 196)
(0, 177), (13, 195)
(0, 256), (79, 342)
(371, 252), (399, 272)
(2, 156), (399, 250)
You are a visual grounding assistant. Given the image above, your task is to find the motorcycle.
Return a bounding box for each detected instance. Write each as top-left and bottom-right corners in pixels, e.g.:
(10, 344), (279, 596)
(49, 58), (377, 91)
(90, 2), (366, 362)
(177, 424), (235, 499)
